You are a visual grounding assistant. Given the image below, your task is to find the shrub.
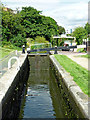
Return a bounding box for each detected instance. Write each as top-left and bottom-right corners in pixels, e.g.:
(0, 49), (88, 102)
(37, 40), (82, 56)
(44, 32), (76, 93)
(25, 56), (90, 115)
(35, 36), (48, 43)
(10, 34), (26, 47)
(77, 48), (86, 53)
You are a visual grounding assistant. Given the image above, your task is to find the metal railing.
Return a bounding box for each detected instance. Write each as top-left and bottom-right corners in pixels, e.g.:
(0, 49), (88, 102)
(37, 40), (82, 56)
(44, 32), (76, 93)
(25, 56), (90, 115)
(0, 51), (21, 78)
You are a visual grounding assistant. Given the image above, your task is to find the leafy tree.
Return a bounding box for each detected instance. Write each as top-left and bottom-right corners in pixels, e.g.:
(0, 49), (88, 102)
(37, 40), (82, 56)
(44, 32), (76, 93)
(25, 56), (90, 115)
(72, 27), (87, 45)
(20, 7), (59, 42)
(58, 26), (65, 35)
(20, 7), (42, 38)
(10, 34), (26, 47)
(0, 4), (2, 42)
(35, 36), (48, 43)
(2, 7), (26, 46)
(84, 22), (90, 34)
(2, 6), (65, 47)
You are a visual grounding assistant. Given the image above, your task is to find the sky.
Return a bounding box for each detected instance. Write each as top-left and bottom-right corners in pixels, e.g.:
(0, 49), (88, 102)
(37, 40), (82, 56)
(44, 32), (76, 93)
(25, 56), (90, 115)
(1, 0), (89, 33)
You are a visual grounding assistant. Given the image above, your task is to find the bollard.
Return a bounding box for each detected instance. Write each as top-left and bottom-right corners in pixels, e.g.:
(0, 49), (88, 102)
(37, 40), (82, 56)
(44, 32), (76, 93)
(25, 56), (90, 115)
(27, 48), (30, 54)
(22, 45), (25, 54)
(54, 46), (58, 54)
(16, 50), (18, 55)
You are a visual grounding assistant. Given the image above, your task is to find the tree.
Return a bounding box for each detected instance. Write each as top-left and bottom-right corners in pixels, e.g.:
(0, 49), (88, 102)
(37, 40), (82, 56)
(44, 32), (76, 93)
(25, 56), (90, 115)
(84, 22), (90, 35)
(2, 6), (65, 47)
(10, 34), (26, 47)
(35, 36), (48, 43)
(58, 26), (65, 35)
(72, 27), (88, 45)
(2, 7), (26, 46)
(20, 7), (60, 41)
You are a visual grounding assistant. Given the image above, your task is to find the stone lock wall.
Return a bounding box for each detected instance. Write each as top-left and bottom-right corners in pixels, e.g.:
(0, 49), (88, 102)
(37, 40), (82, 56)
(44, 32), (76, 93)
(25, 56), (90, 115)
(0, 54), (29, 119)
(49, 55), (89, 119)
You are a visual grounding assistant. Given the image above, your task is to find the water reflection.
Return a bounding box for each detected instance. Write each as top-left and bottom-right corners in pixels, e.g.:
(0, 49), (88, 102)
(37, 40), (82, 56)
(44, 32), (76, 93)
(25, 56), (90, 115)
(19, 55), (75, 119)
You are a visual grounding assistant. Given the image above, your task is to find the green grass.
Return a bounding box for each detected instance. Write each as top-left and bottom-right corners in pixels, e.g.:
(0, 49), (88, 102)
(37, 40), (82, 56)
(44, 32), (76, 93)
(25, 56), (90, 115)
(75, 54), (90, 58)
(54, 55), (88, 95)
(0, 46), (22, 59)
(31, 51), (47, 54)
(0, 47), (13, 59)
(77, 48), (86, 53)
(2, 44), (22, 51)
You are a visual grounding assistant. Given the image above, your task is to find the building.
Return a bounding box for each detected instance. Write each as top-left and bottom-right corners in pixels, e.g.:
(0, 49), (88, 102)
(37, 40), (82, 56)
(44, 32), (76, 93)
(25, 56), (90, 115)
(3, 7), (17, 14)
(53, 34), (76, 46)
(3, 7), (13, 12)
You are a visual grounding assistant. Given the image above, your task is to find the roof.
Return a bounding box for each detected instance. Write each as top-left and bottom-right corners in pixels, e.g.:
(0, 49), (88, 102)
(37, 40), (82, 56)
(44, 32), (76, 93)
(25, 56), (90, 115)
(53, 34), (75, 39)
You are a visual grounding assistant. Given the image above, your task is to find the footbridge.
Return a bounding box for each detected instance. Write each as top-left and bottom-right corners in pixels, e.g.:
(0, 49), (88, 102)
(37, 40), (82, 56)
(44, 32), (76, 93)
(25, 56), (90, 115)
(27, 46), (77, 54)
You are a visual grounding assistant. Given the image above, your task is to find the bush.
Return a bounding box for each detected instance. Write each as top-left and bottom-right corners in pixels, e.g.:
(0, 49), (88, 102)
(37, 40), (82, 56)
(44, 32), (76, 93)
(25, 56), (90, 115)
(77, 48), (86, 53)
(26, 38), (34, 47)
(35, 36), (48, 43)
(10, 34), (26, 47)
(26, 36), (50, 49)
(1, 41), (12, 47)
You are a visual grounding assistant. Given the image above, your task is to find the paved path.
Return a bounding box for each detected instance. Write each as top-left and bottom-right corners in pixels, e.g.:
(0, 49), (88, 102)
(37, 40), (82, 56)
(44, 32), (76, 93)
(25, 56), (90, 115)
(57, 51), (89, 70)
(67, 55), (88, 70)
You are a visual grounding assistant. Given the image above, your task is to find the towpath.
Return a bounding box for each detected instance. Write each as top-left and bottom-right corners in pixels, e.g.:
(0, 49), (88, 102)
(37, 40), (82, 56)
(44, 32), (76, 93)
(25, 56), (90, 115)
(57, 51), (89, 70)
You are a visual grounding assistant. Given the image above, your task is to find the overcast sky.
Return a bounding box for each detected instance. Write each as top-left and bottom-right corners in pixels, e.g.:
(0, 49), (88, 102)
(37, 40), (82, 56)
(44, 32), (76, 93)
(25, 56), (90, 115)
(1, 0), (89, 32)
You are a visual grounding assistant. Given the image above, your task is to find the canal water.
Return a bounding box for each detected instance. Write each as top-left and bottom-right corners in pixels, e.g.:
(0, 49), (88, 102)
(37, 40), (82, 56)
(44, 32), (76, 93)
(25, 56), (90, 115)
(19, 55), (76, 119)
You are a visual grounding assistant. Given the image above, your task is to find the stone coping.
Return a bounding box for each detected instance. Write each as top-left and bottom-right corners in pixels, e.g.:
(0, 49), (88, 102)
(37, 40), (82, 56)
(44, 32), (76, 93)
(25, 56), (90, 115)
(49, 55), (89, 119)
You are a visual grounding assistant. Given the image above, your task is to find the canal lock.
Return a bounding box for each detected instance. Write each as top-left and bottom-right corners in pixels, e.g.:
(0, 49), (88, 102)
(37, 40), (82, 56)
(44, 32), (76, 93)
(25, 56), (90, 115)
(2, 54), (85, 119)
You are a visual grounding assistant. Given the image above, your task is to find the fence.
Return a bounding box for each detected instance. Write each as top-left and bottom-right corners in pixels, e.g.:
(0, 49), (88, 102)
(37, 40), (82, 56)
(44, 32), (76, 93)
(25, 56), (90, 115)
(30, 43), (52, 50)
(0, 51), (21, 78)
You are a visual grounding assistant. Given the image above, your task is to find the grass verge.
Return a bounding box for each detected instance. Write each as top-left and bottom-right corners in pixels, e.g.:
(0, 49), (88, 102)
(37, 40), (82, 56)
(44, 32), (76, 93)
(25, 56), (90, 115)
(0, 47), (13, 59)
(54, 55), (88, 95)
(77, 48), (86, 53)
(75, 54), (90, 58)
(0, 46), (22, 59)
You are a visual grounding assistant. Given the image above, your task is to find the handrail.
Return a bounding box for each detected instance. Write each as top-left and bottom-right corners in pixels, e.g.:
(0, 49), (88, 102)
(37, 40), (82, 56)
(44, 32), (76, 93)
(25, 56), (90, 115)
(8, 56), (20, 70)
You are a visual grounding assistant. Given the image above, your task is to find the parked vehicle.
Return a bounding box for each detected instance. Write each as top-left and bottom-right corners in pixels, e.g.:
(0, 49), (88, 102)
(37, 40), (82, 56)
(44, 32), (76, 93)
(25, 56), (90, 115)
(62, 44), (70, 51)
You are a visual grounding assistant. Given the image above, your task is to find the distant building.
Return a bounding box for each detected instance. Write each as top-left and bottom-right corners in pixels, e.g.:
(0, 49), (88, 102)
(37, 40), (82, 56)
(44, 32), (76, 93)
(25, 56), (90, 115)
(70, 29), (72, 34)
(66, 29), (73, 34)
(13, 10), (17, 14)
(53, 34), (76, 46)
(3, 7), (13, 12)
(66, 30), (68, 34)
(3, 7), (8, 11)
(3, 7), (17, 14)
(88, 1), (90, 24)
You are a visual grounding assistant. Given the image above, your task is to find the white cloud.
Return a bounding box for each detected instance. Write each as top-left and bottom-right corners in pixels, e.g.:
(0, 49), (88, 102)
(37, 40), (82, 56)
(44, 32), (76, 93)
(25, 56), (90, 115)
(42, 1), (88, 30)
(2, 0), (60, 5)
(1, 0), (88, 31)
(29, 0), (60, 3)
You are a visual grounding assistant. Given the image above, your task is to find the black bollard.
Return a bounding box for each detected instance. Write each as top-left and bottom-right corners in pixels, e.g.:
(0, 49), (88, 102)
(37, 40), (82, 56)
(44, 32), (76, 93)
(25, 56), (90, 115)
(22, 45), (25, 54)
(54, 46), (57, 54)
